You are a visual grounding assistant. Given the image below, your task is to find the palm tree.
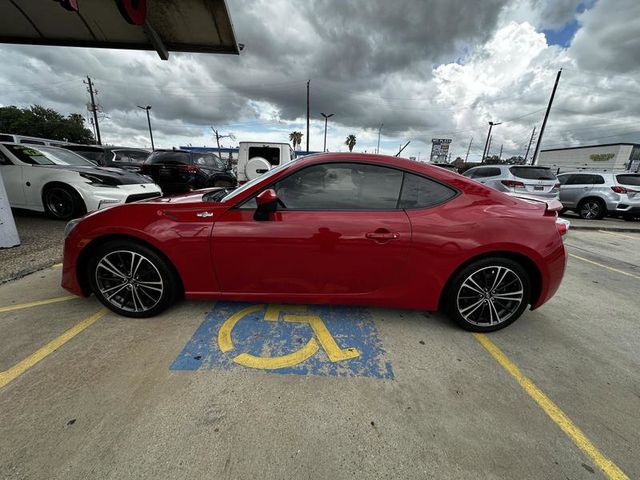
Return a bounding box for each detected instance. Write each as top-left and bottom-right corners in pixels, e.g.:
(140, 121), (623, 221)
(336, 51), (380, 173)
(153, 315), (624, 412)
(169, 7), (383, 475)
(289, 131), (303, 151)
(345, 134), (357, 152)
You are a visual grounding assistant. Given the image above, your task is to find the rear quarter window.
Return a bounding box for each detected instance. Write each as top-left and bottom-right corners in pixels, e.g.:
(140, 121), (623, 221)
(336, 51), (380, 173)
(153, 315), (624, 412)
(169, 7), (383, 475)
(147, 151), (191, 164)
(509, 167), (556, 180)
(399, 173), (457, 209)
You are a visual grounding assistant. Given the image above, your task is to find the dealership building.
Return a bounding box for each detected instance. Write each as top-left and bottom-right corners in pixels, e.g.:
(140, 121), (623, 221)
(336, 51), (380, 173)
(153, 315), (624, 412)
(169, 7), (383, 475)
(538, 142), (640, 173)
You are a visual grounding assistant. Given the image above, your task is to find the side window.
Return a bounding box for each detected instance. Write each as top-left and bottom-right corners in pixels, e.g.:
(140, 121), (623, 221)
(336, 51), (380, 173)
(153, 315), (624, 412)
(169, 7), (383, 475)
(398, 173), (457, 209)
(567, 174), (592, 185)
(274, 163), (403, 210)
(591, 175), (605, 185)
(478, 167), (501, 178)
(0, 150), (13, 165)
(463, 169), (477, 178)
(557, 175), (569, 185)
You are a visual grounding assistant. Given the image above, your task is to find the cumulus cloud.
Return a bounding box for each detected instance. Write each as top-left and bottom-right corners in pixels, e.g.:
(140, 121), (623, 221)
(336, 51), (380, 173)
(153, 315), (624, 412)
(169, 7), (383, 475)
(0, 0), (638, 159)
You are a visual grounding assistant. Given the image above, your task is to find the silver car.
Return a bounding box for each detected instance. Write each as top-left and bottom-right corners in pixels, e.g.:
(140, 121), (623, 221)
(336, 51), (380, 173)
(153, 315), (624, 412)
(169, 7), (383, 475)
(463, 165), (559, 199)
(557, 171), (640, 220)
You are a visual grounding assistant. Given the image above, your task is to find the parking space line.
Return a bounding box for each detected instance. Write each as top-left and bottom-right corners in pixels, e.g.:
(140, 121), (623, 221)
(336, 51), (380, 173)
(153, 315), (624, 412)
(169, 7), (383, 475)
(598, 230), (639, 241)
(0, 308), (108, 390)
(569, 253), (640, 280)
(52, 263), (63, 268)
(0, 295), (77, 314)
(473, 333), (629, 480)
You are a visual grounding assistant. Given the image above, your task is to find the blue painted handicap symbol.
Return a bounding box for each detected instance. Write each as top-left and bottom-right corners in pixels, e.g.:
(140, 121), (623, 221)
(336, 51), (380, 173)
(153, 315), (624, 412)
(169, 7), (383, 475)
(171, 301), (393, 379)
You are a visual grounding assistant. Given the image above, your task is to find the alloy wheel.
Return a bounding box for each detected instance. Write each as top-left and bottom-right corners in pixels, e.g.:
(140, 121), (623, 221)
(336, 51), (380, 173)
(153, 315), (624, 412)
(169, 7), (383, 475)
(456, 266), (524, 327)
(45, 188), (74, 219)
(95, 250), (164, 313)
(581, 201), (601, 219)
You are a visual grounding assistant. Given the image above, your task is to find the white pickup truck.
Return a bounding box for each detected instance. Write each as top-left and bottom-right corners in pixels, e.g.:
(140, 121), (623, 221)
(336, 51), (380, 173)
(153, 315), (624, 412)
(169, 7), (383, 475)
(236, 142), (295, 183)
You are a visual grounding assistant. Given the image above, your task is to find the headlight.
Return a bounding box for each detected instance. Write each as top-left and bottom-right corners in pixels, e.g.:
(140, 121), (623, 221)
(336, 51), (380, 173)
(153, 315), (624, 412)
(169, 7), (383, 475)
(79, 172), (119, 187)
(64, 218), (81, 237)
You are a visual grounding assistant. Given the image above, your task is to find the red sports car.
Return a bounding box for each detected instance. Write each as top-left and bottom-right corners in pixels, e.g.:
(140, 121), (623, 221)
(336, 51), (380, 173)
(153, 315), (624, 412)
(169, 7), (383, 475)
(62, 153), (567, 332)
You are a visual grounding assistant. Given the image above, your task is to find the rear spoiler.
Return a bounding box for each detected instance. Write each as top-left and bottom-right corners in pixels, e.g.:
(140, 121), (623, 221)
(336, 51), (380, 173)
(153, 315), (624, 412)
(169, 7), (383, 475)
(507, 193), (564, 215)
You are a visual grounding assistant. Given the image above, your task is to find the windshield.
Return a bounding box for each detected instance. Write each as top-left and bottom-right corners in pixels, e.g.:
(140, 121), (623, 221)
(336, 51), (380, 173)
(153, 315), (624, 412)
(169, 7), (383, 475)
(5, 144), (95, 166)
(617, 174), (640, 186)
(509, 166), (556, 180)
(220, 159), (298, 202)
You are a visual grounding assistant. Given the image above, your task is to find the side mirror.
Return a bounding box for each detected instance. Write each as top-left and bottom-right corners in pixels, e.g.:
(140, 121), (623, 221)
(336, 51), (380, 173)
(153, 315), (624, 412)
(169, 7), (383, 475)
(254, 189), (278, 221)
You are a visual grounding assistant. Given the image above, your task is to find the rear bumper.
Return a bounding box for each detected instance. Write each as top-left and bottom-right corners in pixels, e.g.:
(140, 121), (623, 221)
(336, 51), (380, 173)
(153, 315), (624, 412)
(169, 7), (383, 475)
(531, 241), (567, 309)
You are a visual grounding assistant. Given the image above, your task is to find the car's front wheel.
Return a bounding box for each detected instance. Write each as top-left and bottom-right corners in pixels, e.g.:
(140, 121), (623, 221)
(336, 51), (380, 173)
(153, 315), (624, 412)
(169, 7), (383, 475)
(43, 184), (85, 220)
(444, 258), (531, 332)
(89, 241), (180, 317)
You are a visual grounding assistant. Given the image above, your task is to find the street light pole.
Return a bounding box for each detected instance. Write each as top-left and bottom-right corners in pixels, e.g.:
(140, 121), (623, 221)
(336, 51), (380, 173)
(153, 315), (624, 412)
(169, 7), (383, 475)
(137, 105), (154, 151)
(320, 112), (334, 152)
(481, 121), (501, 163)
(376, 123), (383, 154)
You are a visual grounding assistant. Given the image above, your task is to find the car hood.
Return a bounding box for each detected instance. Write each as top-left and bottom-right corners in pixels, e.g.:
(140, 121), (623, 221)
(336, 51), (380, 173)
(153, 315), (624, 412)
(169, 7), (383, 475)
(37, 165), (153, 185)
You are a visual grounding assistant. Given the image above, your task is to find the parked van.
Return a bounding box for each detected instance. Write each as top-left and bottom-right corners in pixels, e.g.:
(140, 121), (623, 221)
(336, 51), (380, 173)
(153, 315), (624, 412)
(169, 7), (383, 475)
(0, 133), (68, 147)
(236, 142), (295, 183)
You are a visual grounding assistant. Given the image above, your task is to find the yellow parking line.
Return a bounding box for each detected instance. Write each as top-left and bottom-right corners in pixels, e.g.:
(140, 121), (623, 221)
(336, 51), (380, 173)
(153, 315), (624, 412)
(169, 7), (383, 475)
(52, 263), (63, 268)
(0, 308), (108, 390)
(473, 333), (629, 480)
(569, 253), (640, 280)
(598, 230), (639, 241)
(0, 295), (76, 314)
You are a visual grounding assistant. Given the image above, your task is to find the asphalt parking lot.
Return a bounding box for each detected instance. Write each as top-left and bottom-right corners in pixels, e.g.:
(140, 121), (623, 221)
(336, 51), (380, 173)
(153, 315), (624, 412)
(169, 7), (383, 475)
(1, 229), (639, 479)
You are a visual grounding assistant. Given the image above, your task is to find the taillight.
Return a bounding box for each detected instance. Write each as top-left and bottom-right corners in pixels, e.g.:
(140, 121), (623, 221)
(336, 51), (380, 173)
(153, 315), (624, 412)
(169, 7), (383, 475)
(501, 180), (525, 188)
(611, 186), (638, 194)
(177, 165), (198, 173)
(553, 182), (561, 189)
(556, 218), (569, 236)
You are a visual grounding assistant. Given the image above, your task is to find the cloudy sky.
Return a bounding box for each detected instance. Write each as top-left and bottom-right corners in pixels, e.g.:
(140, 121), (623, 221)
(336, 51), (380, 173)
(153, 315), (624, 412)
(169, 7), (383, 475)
(1, 0), (639, 161)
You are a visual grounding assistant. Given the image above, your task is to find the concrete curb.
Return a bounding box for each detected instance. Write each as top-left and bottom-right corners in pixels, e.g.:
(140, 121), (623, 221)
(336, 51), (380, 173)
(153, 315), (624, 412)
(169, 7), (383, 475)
(569, 225), (640, 233)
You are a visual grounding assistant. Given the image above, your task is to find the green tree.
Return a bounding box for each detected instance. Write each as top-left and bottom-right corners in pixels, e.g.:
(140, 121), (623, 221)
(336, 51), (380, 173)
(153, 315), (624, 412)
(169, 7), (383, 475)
(345, 134), (356, 152)
(0, 105), (95, 144)
(289, 131), (303, 150)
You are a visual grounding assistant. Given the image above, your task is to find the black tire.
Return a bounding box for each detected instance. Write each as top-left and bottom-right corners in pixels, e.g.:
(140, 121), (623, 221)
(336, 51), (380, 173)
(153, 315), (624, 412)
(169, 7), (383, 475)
(443, 257), (531, 332)
(623, 213), (637, 222)
(88, 240), (181, 318)
(577, 198), (606, 220)
(43, 184), (85, 220)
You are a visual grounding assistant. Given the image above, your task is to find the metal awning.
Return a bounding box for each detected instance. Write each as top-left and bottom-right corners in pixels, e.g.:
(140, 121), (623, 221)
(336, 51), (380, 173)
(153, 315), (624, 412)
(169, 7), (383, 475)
(0, 0), (239, 60)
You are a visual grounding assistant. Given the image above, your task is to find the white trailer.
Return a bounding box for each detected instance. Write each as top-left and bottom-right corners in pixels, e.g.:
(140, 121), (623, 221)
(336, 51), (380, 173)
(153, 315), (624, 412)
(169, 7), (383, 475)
(236, 142), (295, 183)
(538, 143), (640, 174)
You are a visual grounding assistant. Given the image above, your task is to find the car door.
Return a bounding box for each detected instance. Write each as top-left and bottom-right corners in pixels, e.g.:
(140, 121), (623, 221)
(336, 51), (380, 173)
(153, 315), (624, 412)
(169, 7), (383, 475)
(211, 162), (412, 295)
(0, 146), (26, 206)
(560, 174), (593, 207)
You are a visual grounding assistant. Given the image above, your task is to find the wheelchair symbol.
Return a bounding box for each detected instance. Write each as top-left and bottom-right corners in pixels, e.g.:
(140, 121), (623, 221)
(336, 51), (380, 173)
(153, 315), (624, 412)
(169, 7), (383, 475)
(217, 304), (360, 369)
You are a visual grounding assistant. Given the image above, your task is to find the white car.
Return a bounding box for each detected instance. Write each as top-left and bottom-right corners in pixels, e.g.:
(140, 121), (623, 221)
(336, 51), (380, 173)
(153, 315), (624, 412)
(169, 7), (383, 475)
(0, 142), (162, 220)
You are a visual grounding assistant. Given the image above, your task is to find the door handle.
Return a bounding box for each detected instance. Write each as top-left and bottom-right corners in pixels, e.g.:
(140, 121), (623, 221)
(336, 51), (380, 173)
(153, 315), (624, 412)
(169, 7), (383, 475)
(196, 211), (214, 218)
(366, 230), (400, 241)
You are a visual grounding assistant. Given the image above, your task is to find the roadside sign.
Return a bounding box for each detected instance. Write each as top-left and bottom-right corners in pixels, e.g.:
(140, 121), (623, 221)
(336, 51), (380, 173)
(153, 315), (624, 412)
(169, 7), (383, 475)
(171, 302), (393, 379)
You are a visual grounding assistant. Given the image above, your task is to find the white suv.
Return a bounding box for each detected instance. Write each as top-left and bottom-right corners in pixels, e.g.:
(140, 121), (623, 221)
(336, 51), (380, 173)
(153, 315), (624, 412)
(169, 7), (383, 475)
(463, 165), (560, 200)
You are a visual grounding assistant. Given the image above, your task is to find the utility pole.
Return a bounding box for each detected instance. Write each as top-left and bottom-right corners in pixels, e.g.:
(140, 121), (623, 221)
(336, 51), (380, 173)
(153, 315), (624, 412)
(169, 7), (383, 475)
(499, 143), (503, 161)
(306, 80), (310, 152)
(465, 137), (473, 162)
(481, 121), (501, 163)
(320, 112), (334, 152)
(84, 76), (101, 145)
(532, 68), (562, 165)
(524, 126), (536, 163)
(376, 123), (383, 154)
(137, 105), (154, 151)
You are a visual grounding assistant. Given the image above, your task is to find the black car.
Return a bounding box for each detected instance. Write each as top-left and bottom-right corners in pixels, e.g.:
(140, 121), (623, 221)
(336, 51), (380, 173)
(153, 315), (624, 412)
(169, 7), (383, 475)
(62, 145), (150, 172)
(141, 149), (237, 193)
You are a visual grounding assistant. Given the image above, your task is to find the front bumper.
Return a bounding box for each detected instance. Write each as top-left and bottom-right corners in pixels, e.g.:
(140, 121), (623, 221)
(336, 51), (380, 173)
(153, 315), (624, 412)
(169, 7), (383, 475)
(75, 183), (162, 212)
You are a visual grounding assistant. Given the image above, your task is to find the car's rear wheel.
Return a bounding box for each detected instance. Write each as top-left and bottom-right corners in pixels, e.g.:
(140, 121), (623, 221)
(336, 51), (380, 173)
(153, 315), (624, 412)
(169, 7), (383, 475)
(577, 198), (605, 220)
(43, 184), (85, 220)
(444, 258), (531, 332)
(89, 241), (180, 318)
